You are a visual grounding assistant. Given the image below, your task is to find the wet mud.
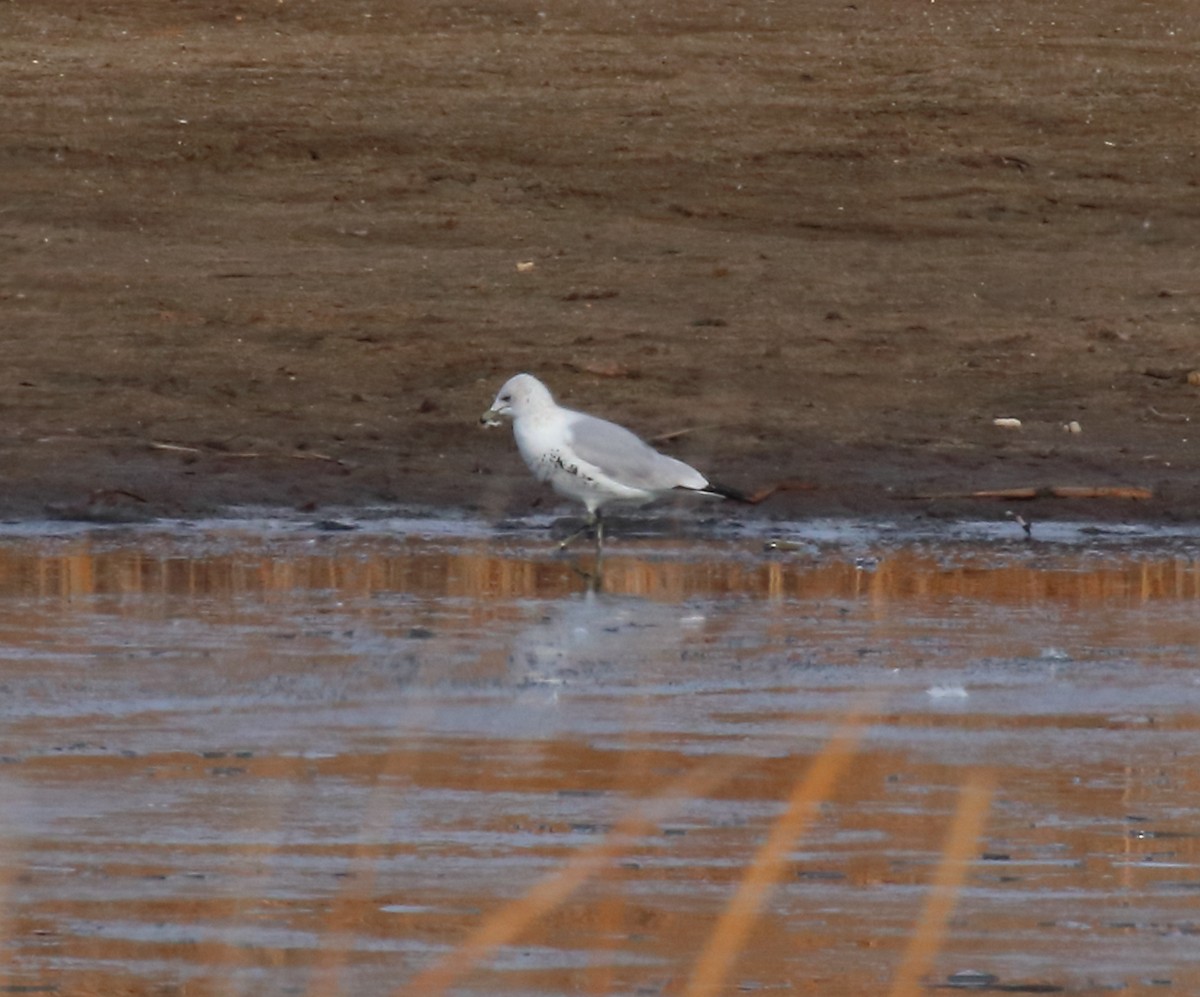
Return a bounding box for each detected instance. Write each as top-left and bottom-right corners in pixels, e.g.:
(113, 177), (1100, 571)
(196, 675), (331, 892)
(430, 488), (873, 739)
(0, 521), (1198, 995)
(2, 2), (1200, 524)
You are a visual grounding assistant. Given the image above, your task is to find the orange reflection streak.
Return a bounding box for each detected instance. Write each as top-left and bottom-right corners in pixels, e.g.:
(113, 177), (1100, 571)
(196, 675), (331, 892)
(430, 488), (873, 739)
(683, 703), (876, 997)
(0, 537), (1197, 605)
(0, 799), (15, 988)
(583, 732), (658, 997)
(305, 737), (427, 997)
(400, 755), (746, 997)
(889, 770), (996, 997)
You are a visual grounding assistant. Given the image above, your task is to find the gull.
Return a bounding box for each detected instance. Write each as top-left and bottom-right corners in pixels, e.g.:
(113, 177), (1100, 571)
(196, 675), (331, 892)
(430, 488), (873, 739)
(481, 373), (745, 550)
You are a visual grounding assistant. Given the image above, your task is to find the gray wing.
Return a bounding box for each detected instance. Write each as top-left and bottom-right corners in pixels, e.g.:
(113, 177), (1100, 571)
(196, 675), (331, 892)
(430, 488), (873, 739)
(566, 413), (709, 492)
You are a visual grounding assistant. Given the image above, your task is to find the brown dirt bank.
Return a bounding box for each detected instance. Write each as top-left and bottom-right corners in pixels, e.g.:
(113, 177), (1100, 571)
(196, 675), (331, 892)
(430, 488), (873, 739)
(2, 1), (1198, 527)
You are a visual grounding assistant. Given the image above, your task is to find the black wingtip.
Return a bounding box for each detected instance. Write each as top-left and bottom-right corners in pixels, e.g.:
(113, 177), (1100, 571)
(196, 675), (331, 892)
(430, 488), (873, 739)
(699, 481), (753, 504)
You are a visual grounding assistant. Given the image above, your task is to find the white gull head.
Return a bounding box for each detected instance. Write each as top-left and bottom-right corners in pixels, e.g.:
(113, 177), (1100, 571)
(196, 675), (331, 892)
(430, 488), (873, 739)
(480, 372), (555, 426)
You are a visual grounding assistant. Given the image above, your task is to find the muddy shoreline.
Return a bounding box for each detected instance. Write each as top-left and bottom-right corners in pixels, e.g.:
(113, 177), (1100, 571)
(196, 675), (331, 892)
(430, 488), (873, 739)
(3, 2), (1197, 526)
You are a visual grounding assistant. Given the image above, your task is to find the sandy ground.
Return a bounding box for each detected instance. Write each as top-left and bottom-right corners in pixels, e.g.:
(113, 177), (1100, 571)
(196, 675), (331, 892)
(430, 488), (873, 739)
(2, 0), (1198, 525)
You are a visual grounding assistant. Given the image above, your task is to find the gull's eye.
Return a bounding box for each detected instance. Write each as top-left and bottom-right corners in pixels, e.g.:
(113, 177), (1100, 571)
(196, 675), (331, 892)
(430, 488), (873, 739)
(500, 393), (512, 402)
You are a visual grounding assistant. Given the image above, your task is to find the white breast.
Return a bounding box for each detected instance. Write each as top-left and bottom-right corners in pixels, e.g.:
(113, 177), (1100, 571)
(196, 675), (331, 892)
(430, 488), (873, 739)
(513, 411), (655, 512)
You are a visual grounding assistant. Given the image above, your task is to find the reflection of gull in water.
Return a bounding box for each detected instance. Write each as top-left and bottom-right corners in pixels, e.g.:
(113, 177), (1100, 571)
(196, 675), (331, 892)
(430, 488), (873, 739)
(510, 593), (697, 689)
(480, 373), (745, 550)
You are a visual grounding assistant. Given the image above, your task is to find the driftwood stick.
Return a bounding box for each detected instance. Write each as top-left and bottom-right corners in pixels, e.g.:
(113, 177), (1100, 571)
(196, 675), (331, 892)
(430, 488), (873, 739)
(742, 480), (820, 505)
(912, 485), (1152, 501)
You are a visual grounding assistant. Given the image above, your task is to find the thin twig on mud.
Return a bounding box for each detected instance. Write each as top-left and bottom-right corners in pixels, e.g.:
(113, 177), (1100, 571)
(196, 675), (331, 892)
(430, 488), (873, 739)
(224, 450), (343, 464)
(646, 425), (722, 444)
(148, 441), (204, 454)
(149, 441), (346, 465)
(1147, 405), (1190, 423)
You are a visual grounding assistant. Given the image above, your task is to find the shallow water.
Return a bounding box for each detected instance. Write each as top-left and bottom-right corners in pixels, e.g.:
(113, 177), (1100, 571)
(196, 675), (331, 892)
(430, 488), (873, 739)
(0, 519), (1198, 996)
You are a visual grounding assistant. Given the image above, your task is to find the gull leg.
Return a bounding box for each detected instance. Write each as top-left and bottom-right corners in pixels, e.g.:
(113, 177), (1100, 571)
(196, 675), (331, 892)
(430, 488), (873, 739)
(564, 510), (606, 592)
(558, 512), (596, 553)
